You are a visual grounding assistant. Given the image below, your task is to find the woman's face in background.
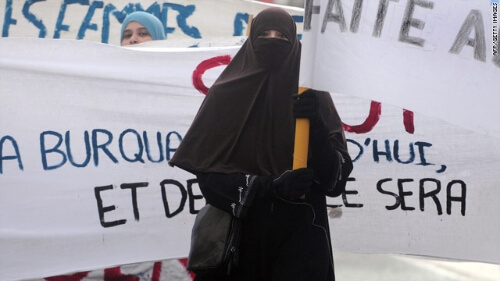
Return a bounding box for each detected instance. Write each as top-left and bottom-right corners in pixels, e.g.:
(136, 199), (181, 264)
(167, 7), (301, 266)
(121, 22), (153, 46)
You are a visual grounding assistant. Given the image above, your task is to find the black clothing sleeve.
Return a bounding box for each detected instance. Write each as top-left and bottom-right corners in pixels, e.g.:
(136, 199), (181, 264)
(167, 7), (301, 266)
(308, 116), (341, 194)
(309, 110), (353, 198)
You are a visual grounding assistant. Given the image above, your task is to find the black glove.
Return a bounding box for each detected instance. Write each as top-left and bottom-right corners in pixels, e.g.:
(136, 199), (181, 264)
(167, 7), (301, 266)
(293, 89), (321, 123)
(293, 89), (331, 148)
(272, 168), (315, 200)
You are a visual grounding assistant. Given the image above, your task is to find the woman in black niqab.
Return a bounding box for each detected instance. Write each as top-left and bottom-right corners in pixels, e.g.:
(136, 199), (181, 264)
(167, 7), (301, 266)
(170, 7), (352, 281)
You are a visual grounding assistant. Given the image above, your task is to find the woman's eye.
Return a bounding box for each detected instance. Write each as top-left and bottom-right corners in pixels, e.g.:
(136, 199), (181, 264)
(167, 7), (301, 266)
(139, 32), (150, 37)
(277, 33), (289, 41)
(259, 31), (269, 37)
(122, 33), (131, 39)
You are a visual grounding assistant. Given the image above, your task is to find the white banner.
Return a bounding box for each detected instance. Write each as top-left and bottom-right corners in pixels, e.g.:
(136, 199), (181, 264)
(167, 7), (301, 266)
(0, 38), (239, 280)
(2, 36), (500, 281)
(0, 0), (303, 46)
(299, 0), (500, 138)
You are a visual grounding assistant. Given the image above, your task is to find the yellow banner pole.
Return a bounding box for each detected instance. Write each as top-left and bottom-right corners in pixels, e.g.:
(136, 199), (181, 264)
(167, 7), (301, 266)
(293, 87), (309, 170)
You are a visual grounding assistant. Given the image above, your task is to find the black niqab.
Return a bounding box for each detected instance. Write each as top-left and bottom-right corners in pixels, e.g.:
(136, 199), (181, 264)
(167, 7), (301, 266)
(170, 7), (301, 176)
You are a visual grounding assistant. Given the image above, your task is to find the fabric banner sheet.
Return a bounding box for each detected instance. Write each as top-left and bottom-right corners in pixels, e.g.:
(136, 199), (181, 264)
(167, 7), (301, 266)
(299, 0), (500, 138)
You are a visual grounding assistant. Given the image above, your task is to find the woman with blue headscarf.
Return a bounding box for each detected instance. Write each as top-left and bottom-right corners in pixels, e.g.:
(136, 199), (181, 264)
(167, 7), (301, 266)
(120, 11), (166, 46)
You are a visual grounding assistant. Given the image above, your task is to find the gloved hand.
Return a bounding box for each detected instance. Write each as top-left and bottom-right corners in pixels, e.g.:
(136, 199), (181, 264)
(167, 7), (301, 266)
(293, 89), (331, 150)
(292, 89), (321, 123)
(272, 168), (315, 200)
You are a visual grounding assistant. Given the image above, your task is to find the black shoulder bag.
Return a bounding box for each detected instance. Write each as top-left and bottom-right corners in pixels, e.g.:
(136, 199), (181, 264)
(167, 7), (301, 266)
(187, 204), (242, 275)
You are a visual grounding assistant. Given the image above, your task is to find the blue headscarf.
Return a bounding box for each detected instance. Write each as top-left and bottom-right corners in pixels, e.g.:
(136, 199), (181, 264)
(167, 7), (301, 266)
(120, 11), (166, 42)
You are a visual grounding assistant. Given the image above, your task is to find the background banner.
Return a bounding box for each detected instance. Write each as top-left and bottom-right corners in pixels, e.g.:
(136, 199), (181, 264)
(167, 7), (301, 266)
(299, 0), (500, 138)
(0, 0), (303, 46)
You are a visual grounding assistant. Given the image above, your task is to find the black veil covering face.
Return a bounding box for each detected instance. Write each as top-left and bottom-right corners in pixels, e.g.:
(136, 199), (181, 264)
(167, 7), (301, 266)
(169, 7), (301, 176)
